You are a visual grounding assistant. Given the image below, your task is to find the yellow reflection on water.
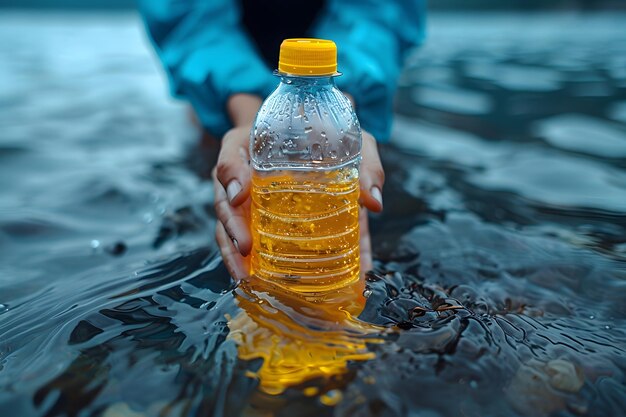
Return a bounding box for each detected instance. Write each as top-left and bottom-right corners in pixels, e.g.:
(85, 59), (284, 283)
(228, 277), (382, 395)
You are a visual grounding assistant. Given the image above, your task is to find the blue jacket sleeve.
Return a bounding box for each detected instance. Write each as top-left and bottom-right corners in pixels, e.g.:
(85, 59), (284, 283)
(313, 0), (426, 142)
(137, 0), (276, 137)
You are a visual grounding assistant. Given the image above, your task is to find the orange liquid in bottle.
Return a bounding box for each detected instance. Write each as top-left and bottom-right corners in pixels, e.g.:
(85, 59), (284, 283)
(250, 165), (360, 293)
(230, 164), (375, 395)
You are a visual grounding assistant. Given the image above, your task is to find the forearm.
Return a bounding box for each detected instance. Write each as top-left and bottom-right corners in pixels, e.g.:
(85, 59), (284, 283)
(138, 0), (274, 138)
(312, 0), (426, 142)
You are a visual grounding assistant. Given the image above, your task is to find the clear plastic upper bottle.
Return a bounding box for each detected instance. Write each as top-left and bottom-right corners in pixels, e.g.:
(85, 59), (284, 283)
(250, 39), (361, 172)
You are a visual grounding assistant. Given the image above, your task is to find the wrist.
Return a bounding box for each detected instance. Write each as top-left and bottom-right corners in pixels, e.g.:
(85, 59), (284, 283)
(227, 93), (263, 128)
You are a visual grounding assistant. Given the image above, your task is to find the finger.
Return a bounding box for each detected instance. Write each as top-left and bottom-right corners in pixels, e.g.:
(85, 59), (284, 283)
(216, 221), (249, 280)
(359, 131), (385, 213)
(359, 207), (373, 273)
(213, 176), (252, 256)
(215, 127), (251, 207)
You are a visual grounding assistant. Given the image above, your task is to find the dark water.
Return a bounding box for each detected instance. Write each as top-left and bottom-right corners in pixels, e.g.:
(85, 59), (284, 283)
(1, 12), (626, 417)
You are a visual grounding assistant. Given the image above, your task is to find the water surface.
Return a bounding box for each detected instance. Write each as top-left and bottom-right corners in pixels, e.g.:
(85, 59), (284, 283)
(1, 12), (626, 417)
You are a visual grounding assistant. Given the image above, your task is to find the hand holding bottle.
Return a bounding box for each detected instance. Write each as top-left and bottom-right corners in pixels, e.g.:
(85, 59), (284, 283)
(213, 96), (384, 281)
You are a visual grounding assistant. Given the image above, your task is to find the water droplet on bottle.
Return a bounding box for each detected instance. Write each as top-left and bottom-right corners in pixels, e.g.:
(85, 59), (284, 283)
(0, 304), (9, 314)
(311, 143), (323, 161)
(90, 239), (100, 249)
(363, 288), (372, 298)
(329, 150), (338, 159)
(304, 126), (313, 134)
(320, 131), (326, 138)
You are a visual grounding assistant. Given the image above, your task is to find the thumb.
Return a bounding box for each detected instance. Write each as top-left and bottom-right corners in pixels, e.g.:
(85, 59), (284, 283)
(359, 131), (385, 212)
(216, 126), (251, 207)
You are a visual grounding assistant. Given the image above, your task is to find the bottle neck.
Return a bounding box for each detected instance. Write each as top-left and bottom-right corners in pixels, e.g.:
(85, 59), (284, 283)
(279, 75), (336, 87)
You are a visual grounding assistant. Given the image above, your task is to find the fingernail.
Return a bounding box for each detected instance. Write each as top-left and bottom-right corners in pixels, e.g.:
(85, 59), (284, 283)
(226, 180), (242, 204)
(371, 186), (383, 209)
(232, 238), (240, 253)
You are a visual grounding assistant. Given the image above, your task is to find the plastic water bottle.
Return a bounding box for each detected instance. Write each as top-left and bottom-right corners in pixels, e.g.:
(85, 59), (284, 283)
(250, 38), (362, 294)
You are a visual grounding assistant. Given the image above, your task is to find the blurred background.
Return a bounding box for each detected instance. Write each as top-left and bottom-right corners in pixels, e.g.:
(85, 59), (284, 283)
(1, 0), (625, 9)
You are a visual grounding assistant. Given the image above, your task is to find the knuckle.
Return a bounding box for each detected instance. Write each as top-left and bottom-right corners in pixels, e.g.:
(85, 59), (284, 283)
(215, 222), (224, 242)
(368, 165), (385, 185)
(376, 166), (386, 184)
(223, 215), (239, 237)
(215, 161), (230, 183)
(214, 199), (231, 221)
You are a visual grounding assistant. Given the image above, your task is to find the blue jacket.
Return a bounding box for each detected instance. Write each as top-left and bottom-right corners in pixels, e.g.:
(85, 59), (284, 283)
(138, 0), (426, 142)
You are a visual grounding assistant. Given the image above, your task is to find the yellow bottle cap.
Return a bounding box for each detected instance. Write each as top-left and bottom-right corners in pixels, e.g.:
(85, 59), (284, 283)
(278, 38), (337, 76)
